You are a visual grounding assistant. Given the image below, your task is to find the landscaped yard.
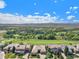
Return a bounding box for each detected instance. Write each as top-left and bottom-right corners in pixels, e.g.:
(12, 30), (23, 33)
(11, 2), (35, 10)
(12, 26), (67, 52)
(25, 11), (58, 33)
(1, 39), (79, 45)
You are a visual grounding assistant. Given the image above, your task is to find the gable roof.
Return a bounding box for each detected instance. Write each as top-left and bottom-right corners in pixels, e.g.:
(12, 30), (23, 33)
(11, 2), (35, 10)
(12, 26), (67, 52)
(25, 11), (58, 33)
(3, 44), (19, 50)
(31, 45), (46, 54)
(15, 44), (31, 50)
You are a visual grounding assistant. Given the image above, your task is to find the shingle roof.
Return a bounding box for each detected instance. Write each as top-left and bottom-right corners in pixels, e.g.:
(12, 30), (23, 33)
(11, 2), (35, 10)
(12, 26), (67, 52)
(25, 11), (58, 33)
(47, 44), (61, 49)
(31, 45), (46, 54)
(15, 44), (31, 50)
(3, 44), (19, 50)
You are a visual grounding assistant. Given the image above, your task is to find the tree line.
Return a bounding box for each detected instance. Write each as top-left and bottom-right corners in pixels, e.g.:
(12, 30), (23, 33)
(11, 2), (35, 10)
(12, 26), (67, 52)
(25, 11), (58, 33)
(3, 27), (79, 40)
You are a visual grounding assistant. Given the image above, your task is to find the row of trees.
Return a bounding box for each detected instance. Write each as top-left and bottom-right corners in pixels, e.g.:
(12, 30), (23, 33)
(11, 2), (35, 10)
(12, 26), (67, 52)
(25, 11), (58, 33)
(3, 28), (79, 40)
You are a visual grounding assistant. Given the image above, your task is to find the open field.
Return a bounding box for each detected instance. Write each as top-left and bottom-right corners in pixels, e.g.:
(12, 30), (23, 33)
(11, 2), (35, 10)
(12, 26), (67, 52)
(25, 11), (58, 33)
(1, 39), (79, 45)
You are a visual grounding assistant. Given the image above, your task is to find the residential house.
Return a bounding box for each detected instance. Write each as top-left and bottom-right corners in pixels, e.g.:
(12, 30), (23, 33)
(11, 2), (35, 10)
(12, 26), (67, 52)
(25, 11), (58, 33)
(74, 45), (79, 53)
(31, 45), (46, 54)
(3, 44), (19, 52)
(67, 45), (74, 55)
(0, 51), (5, 59)
(15, 44), (31, 54)
(47, 44), (63, 54)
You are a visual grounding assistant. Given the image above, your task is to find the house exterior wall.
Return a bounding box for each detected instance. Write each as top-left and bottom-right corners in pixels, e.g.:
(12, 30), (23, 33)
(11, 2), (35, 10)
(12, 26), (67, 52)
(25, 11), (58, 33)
(0, 51), (5, 59)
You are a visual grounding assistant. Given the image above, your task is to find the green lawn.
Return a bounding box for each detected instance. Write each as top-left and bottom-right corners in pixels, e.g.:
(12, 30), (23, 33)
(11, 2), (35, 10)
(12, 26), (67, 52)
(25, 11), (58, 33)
(1, 39), (79, 45)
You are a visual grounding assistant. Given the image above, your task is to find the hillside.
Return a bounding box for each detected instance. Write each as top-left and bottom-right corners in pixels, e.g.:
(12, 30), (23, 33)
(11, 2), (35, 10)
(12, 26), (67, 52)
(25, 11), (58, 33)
(0, 23), (79, 28)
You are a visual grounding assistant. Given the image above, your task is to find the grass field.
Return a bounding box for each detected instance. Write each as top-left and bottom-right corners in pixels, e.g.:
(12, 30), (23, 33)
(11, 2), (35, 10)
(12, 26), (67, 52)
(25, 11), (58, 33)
(1, 39), (79, 45)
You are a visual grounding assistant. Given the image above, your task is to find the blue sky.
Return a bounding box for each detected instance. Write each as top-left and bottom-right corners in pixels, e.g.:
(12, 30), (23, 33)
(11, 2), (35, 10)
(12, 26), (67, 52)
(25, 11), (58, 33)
(0, 0), (79, 24)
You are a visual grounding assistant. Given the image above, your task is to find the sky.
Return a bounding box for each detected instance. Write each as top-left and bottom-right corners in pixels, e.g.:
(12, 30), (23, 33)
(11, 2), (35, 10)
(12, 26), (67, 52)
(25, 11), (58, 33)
(0, 0), (79, 24)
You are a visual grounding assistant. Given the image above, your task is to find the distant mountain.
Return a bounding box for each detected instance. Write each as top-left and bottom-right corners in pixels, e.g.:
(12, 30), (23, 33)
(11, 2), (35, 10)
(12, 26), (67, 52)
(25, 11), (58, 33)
(0, 23), (79, 28)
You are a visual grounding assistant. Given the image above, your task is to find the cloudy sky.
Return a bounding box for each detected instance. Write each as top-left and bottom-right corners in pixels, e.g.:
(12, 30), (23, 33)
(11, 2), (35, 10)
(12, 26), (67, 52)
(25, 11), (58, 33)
(0, 0), (79, 24)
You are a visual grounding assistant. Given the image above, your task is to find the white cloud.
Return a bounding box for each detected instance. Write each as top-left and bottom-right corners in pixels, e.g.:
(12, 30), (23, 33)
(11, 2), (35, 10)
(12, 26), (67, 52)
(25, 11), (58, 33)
(23, 15), (59, 23)
(69, 7), (73, 10)
(0, 13), (23, 24)
(51, 0), (65, 3)
(69, 6), (78, 10)
(67, 6), (78, 15)
(54, 0), (58, 3)
(27, 15), (32, 17)
(0, 13), (78, 24)
(73, 20), (79, 23)
(66, 11), (71, 14)
(66, 15), (79, 23)
(67, 15), (75, 20)
(60, 19), (64, 21)
(53, 11), (56, 15)
(0, 0), (6, 9)
(34, 2), (37, 6)
(0, 13), (60, 24)
(44, 13), (51, 17)
(73, 6), (78, 10)
(34, 12), (39, 15)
